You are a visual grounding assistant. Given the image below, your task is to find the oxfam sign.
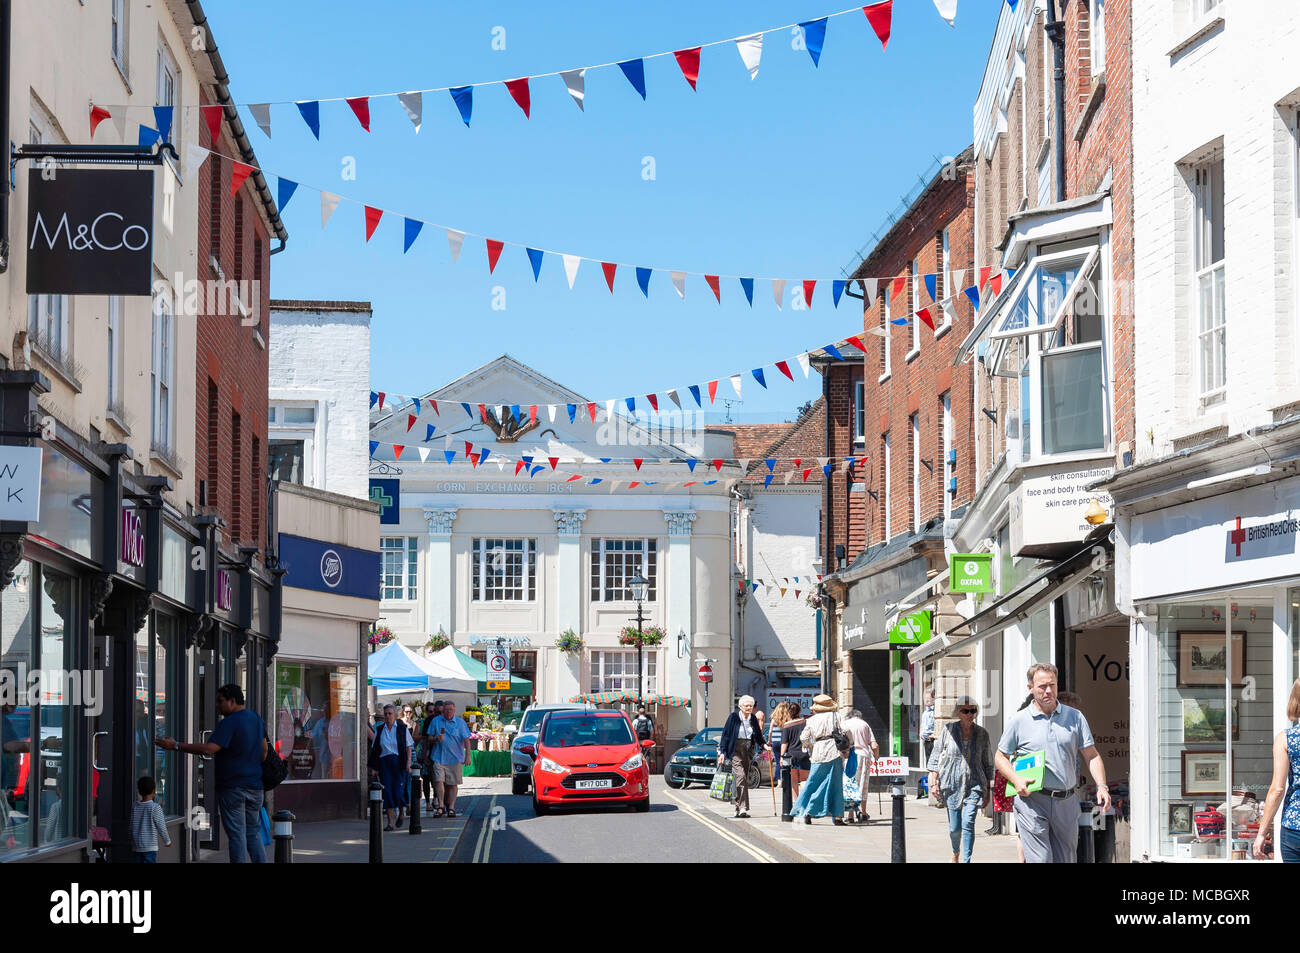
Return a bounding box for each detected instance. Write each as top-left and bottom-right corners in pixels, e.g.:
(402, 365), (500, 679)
(888, 612), (931, 647)
(949, 553), (993, 594)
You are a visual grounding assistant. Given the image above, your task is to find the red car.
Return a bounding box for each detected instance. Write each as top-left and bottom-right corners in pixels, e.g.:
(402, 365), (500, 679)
(531, 710), (652, 815)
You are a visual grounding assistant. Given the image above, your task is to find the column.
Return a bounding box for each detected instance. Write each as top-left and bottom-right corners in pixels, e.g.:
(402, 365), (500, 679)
(662, 511), (696, 708)
(423, 508), (457, 638)
(553, 509), (586, 702)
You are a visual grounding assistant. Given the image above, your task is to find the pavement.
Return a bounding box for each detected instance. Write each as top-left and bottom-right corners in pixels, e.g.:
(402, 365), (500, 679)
(197, 777), (495, 863)
(665, 775), (1024, 863)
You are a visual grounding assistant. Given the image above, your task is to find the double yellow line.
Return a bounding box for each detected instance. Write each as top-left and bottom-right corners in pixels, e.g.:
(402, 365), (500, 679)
(661, 788), (776, 863)
(471, 795), (498, 864)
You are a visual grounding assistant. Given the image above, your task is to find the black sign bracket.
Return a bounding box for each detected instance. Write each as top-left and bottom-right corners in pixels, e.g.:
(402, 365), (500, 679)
(11, 141), (177, 171)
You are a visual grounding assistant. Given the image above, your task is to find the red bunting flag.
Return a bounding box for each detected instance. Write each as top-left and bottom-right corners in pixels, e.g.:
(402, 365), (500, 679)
(587, 402), (597, 422)
(673, 47), (701, 90)
(346, 97), (371, 131)
(863, 1), (893, 51)
(891, 274), (907, 300)
(707, 380), (718, 403)
(364, 206), (383, 242)
(802, 468), (813, 482)
(803, 280), (816, 307)
(89, 105), (112, 137)
(406, 414), (417, 431)
(548, 457), (559, 470)
(775, 360), (794, 381)
(646, 394), (659, 412)
(917, 307), (935, 330)
(529, 405), (538, 424)
(515, 460), (526, 475)
(393, 445), (405, 460)
(705, 275), (721, 303)
(478, 403), (488, 422)
(601, 261), (617, 292)
(978, 266), (992, 291)
(504, 78), (531, 118)
(468, 452), (480, 468)
(486, 239), (505, 273)
(712, 459), (724, 472)
(377, 392), (386, 409)
(430, 399), (439, 416)
(566, 475), (582, 483)
(201, 104), (223, 144)
(464, 441), (474, 457)
(229, 161), (254, 198)
(793, 458), (802, 468)
(846, 335), (868, 352)
(989, 273), (1004, 297)
(683, 481), (696, 487)
(634, 459), (643, 471)
(629, 482), (639, 489)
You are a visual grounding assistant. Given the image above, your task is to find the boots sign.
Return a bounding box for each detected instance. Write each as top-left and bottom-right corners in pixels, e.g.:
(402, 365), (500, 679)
(25, 169), (154, 295)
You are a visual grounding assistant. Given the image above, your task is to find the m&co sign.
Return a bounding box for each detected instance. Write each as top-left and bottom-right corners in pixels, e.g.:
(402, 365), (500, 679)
(120, 509), (145, 568)
(216, 570), (233, 611)
(26, 169), (155, 295)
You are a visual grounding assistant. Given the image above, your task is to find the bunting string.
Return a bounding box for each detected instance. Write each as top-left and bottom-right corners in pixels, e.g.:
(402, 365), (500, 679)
(90, 3), (987, 133)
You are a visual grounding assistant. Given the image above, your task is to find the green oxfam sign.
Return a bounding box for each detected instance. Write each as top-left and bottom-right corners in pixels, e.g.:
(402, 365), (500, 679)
(949, 553), (994, 593)
(889, 611), (931, 647)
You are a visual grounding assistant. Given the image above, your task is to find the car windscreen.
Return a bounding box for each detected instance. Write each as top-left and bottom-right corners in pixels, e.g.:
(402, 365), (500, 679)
(520, 709), (547, 734)
(541, 716), (634, 748)
(691, 728), (722, 748)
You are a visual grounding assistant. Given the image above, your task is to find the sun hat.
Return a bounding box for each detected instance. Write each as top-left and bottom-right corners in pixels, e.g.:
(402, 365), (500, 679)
(811, 694), (836, 713)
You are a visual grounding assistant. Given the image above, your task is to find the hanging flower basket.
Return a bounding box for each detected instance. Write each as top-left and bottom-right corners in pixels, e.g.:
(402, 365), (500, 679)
(618, 625), (666, 647)
(367, 624), (394, 647)
(555, 629), (584, 654)
(425, 632), (450, 652)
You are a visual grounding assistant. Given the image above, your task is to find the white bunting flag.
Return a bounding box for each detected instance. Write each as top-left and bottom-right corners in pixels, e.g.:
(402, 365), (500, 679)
(795, 352), (811, 377)
(562, 254), (581, 289)
(666, 389), (682, 410)
(771, 278), (786, 310)
(446, 228), (465, 263)
(547, 404), (557, 423)
(111, 109), (128, 142)
(560, 69), (586, 111)
(942, 297), (958, 326)
(249, 103), (272, 138)
(496, 460), (505, 471)
(320, 191), (341, 228)
(817, 457), (829, 467)
(398, 91), (423, 132)
(951, 269), (966, 295)
(185, 144), (210, 172)
(443, 434), (453, 449)
(605, 399), (616, 420)
(737, 459), (750, 473)
(842, 458), (853, 473)
(933, 0), (958, 26)
(418, 447), (430, 463)
(783, 471), (795, 484)
(498, 405), (508, 423)
(671, 271), (686, 299)
(610, 481), (621, 492)
(730, 374), (742, 398)
(862, 277), (879, 303)
(735, 33), (763, 80)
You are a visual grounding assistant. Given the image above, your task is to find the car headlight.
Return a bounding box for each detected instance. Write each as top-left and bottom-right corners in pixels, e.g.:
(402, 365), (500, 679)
(538, 756), (569, 775)
(671, 752), (689, 763)
(619, 752), (644, 772)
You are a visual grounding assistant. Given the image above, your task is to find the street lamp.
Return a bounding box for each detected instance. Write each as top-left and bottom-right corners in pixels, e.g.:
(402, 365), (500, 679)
(629, 571), (648, 705)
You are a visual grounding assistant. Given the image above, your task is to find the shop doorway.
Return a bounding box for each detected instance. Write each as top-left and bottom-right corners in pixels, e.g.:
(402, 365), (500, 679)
(193, 646), (218, 856)
(1070, 624), (1130, 862)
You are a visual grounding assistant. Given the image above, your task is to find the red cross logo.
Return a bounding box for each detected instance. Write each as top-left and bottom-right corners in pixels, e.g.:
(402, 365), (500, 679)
(1229, 517), (1246, 557)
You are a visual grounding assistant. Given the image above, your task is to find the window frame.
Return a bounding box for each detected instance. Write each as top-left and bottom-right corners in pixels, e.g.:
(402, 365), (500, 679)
(111, 0), (129, 77)
(472, 538), (537, 603)
(26, 106), (72, 369)
(910, 412), (921, 532)
(106, 296), (122, 411)
(1090, 0), (1107, 77)
(589, 649), (658, 695)
(589, 538), (658, 603)
(1193, 157), (1226, 405)
(853, 381), (866, 446)
(880, 288), (892, 382)
(882, 431), (892, 541)
(941, 392), (953, 519)
(150, 287), (175, 452)
(268, 400), (321, 487)
(379, 536), (419, 602)
(907, 259), (921, 360)
(988, 245), (1101, 342)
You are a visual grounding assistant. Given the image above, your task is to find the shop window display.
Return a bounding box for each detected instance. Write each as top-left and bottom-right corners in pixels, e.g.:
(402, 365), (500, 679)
(274, 662), (358, 781)
(1156, 601), (1274, 860)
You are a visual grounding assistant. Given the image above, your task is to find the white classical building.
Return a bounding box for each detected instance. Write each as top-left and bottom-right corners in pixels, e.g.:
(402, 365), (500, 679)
(1101, 2), (1300, 864)
(369, 356), (739, 738)
(269, 300), (373, 500)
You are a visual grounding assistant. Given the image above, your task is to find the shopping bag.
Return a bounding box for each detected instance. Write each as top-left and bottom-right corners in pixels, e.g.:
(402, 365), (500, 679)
(709, 767), (735, 801)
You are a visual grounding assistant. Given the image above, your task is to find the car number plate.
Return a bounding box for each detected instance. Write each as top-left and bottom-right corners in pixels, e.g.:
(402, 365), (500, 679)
(574, 779), (614, 790)
(692, 765), (716, 774)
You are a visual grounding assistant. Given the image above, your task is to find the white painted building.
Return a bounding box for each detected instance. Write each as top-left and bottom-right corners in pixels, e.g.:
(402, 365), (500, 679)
(268, 300), (372, 500)
(368, 356), (739, 738)
(1102, 2), (1300, 864)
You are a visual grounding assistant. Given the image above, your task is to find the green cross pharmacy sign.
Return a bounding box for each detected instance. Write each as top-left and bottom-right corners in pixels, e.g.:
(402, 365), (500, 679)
(949, 553), (993, 593)
(888, 611), (931, 647)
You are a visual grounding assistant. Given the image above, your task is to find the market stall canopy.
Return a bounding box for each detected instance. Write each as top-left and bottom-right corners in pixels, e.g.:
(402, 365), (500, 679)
(429, 645), (534, 696)
(644, 694), (690, 708)
(368, 641), (476, 694)
(570, 691), (640, 705)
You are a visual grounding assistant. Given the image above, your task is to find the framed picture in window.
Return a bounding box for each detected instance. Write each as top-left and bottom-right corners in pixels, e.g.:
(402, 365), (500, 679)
(1168, 801), (1194, 835)
(1180, 750), (1227, 797)
(1176, 631), (1245, 688)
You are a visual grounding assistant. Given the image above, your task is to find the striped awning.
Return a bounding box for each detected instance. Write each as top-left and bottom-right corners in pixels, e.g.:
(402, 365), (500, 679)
(568, 690), (639, 705)
(645, 694), (690, 708)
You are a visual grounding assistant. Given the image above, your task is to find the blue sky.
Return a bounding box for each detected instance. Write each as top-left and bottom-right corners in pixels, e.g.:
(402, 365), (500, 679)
(210, 1), (1002, 424)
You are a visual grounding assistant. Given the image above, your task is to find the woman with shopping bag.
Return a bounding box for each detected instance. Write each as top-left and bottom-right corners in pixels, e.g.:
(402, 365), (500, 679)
(719, 695), (764, 819)
(790, 695), (848, 825)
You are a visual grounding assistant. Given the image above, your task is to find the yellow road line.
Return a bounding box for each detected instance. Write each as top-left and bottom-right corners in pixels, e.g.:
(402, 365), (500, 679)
(471, 795), (498, 864)
(661, 789), (775, 863)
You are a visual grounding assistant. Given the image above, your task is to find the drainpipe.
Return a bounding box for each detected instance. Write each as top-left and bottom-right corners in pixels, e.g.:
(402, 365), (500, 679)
(1046, 0), (1067, 202)
(0, 0), (11, 274)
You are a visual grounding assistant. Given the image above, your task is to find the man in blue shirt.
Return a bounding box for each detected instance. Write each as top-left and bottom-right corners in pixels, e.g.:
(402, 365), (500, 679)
(428, 701), (472, 818)
(158, 683), (267, 863)
(996, 663), (1110, 863)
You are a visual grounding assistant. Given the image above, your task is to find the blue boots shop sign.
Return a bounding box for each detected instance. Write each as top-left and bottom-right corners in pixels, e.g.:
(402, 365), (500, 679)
(26, 169), (155, 295)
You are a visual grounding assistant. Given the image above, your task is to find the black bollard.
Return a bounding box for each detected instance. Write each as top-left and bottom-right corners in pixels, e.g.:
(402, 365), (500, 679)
(890, 780), (907, 863)
(781, 766), (793, 821)
(273, 809), (295, 864)
(368, 781), (384, 863)
(408, 766), (423, 835)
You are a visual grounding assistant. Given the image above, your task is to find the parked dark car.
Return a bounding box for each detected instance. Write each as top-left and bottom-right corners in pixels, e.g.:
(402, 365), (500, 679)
(664, 727), (767, 790)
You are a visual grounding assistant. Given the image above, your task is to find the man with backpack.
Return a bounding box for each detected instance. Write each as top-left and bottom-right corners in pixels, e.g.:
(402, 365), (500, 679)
(157, 683), (271, 863)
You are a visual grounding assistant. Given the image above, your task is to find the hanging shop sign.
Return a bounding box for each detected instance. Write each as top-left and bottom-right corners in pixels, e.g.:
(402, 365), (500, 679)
(949, 553), (993, 594)
(216, 569), (233, 612)
(368, 477), (400, 524)
(485, 643), (511, 691)
(278, 533), (381, 601)
(0, 445), (43, 521)
(26, 169), (155, 295)
(1009, 465), (1114, 558)
(888, 611), (931, 648)
(120, 507), (146, 568)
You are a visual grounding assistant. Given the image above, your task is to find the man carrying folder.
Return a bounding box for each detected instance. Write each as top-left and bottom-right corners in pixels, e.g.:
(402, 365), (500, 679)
(995, 662), (1111, 863)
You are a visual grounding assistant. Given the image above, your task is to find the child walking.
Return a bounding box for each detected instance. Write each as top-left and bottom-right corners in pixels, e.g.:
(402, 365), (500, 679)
(131, 776), (171, 863)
